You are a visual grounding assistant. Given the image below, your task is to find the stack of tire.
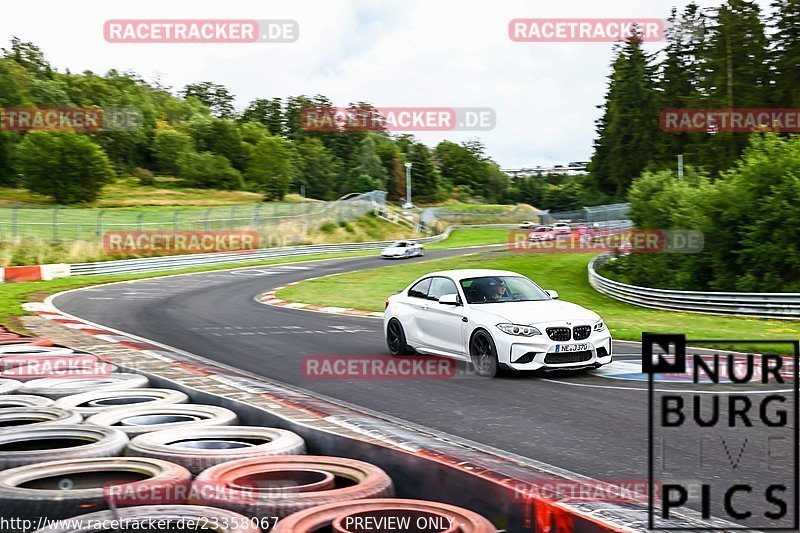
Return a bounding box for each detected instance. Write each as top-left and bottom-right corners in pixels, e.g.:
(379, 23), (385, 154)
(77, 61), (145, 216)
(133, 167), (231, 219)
(0, 328), (497, 532)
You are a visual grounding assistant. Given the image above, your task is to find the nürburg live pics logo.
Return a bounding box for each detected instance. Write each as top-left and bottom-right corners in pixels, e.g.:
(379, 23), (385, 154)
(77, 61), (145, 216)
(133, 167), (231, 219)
(645, 333), (799, 530)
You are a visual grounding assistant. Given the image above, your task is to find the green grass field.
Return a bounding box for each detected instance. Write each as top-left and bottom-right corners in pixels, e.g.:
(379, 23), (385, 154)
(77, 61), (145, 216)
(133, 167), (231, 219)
(0, 177), (327, 241)
(426, 228), (510, 249)
(277, 250), (800, 347)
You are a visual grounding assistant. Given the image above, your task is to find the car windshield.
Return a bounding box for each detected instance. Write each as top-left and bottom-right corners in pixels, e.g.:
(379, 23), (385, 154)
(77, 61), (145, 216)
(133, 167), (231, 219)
(459, 276), (550, 304)
(392, 242), (407, 247)
(531, 226), (551, 232)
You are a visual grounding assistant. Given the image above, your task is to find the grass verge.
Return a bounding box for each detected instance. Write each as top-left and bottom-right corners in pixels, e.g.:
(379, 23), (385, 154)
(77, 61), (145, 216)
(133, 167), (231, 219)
(0, 251), (373, 333)
(277, 250), (800, 350)
(426, 228), (510, 249)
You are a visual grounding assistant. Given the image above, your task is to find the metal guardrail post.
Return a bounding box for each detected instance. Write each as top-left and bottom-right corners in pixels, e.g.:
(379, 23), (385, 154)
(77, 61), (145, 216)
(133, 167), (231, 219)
(11, 202), (19, 239)
(97, 210), (105, 243)
(52, 206), (61, 243)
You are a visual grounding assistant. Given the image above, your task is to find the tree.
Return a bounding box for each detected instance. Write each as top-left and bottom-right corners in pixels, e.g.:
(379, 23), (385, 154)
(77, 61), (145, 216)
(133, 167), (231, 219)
(181, 82), (235, 119)
(152, 129), (194, 175)
(353, 135), (388, 188)
(176, 152), (242, 190)
(0, 132), (20, 185)
(292, 137), (341, 200)
(240, 98), (284, 136)
(697, 0), (771, 173)
(246, 136), (295, 200)
(189, 117), (247, 170)
(769, 0), (800, 107)
(407, 143), (443, 203)
(655, 4), (707, 166)
(1, 37), (52, 77)
(589, 32), (659, 198)
(13, 131), (114, 203)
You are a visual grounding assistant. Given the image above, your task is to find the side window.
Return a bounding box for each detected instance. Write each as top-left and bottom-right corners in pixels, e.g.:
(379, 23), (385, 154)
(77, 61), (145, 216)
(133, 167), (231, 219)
(428, 277), (459, 302)
(408, 278), (432, 299)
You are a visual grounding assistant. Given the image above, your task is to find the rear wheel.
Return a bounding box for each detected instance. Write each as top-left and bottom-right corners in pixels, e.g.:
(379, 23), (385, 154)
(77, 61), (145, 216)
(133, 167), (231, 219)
(469, 330), (498, 378)
(386, 319), (413, 356)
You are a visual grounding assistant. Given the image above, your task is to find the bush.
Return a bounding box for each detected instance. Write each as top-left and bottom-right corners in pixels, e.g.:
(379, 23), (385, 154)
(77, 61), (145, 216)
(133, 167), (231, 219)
(245, 136), (294, 200)
(13, 131), (114, 204)
(319, 222), (337, 234)
(176, 152), (242, 190)
(152, 129), (194, 175)
(338, 220), (354, 233)
(133, 167), (155, 186)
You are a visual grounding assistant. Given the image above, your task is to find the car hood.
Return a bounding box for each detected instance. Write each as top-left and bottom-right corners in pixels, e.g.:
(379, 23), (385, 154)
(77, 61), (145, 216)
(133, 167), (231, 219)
(474, 299), (600, 325)
(382, 247), (403, 253)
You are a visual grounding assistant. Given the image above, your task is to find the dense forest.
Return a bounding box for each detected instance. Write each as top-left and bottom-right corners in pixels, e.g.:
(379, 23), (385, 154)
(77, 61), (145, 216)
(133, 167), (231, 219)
(0, 38), (525, 205)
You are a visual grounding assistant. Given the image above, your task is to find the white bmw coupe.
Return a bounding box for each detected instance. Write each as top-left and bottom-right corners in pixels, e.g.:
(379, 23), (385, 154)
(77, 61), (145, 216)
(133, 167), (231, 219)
(384, 269), (612, 377)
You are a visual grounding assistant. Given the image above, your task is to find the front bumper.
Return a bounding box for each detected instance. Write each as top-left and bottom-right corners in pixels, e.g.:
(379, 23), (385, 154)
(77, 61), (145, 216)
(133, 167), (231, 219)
(495, 328), (613, 371)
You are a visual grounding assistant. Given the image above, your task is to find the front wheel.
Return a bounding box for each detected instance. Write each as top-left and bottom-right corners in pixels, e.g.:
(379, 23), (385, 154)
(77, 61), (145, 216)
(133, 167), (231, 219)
(386, 319), (413, 356)
(469, 330), (498, 378)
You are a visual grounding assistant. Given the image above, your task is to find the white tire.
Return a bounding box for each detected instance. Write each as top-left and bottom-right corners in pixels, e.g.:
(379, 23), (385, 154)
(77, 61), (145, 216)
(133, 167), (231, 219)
(0, 424), (129, 469)
(126, 425), (306, 474)
(0, 457), (190, 522)
(54, 388), (189, 416)
(86, 404), (239, 436)
(0, 379), (21, 395)
(0, 407), (82, 429)
(0, 345), (74, 357)
(0, 363), (118, 382)
(33, 505), (262, 532)
(18, 373), (149, 399)
(0, 395), (54, 409)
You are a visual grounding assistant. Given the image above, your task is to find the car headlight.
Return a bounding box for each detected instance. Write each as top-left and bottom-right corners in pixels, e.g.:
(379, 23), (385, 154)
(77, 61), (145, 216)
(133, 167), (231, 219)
(594, 320), (606, 332)
(496, 323), (541, 336)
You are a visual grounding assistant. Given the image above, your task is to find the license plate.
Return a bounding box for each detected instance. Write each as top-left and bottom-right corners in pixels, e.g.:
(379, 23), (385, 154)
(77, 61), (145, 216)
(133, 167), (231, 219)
(555, 343), (589, 353)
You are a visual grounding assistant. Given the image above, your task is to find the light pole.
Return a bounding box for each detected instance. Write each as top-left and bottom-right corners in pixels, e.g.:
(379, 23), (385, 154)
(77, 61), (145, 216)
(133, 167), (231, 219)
(404, 162), (412, 209)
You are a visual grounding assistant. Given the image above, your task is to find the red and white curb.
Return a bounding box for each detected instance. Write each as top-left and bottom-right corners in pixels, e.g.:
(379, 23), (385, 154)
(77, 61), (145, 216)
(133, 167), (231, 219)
(256, 273), (384, 319)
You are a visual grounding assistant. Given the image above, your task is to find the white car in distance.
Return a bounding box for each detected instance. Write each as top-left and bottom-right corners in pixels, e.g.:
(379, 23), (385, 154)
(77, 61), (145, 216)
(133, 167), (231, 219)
(384, 269), (612, 377)
(381, 240), (424, 259)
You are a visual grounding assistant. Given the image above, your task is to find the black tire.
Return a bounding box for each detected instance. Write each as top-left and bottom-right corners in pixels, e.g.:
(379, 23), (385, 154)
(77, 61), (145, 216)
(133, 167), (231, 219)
(386, 319), (413, 356)
(469, 329), (498, 378)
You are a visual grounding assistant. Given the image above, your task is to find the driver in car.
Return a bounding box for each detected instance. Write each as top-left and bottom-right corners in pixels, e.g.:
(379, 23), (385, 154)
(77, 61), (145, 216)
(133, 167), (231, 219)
(483, 278), (508, 302)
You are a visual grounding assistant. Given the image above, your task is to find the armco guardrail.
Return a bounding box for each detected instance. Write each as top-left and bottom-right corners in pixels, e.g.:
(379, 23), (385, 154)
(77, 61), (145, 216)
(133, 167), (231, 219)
(70, 224), (513, 276)
(589, 254), (800, 319)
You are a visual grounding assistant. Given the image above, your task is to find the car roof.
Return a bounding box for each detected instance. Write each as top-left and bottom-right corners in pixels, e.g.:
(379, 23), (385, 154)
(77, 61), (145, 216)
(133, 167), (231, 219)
(420, 269), (522, 281)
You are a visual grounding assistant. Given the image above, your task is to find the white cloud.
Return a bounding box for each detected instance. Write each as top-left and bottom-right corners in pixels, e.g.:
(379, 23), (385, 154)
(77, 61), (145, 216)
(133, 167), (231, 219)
(0, 0), (773, 167)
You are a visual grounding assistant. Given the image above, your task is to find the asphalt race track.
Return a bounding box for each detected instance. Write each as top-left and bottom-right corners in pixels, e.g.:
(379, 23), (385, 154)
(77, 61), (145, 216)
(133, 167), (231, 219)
(53, 248), (796, 524)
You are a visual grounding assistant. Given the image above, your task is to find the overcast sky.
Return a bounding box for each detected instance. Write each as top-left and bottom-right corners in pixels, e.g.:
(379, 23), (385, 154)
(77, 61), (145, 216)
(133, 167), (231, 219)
(1, 0), (773, 168)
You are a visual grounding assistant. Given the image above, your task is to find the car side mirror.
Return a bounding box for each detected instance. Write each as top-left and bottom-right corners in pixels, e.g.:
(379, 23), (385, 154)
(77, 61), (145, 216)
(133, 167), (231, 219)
(545, 290), (559, 300)
(438, 293), (461, 306)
